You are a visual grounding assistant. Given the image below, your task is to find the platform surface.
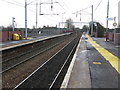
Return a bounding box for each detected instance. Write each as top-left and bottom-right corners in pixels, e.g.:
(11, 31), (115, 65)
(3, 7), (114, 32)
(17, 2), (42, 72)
(61, 33), (120, 89)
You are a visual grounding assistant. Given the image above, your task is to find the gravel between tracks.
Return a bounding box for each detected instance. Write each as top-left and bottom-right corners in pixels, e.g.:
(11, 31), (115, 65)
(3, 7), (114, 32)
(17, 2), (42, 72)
(2, 36), (76, 89)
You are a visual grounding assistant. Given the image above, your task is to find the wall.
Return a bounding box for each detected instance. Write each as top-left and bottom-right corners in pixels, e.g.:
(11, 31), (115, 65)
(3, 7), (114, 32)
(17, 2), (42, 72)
(0, 31), (8, 42)
(0, 31), (23, 42)
(107, 32), (120, 45)
(108, 32), (114, 41)
(114, 33), (120, 44)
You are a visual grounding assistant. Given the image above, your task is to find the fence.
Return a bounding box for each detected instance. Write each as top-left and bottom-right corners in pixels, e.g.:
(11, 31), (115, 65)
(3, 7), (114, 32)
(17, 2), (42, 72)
(107, 28), (120, 44)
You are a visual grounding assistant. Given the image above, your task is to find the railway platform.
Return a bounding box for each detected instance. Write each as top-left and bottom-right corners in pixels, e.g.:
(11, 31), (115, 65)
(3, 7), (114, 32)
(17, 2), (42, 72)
(1, 32), (120, 89)
(61, 33), (120, 89)
(0, 33), (71, 51)
(0, 36), (49, 50)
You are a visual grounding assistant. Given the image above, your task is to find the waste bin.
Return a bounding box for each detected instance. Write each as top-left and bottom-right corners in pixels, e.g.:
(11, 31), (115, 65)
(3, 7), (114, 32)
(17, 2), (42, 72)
(12, 33), (20, 40)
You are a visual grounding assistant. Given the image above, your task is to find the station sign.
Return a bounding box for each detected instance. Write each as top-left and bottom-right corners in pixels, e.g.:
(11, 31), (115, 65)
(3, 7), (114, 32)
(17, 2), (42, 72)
(107, 17), (114, 20)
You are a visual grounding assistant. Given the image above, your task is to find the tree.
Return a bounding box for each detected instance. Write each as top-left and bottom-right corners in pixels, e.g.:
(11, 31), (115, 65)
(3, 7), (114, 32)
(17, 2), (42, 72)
(82, 25), (89, 32)
(65, 18), (74, 30)
(33, 25), (35, 29)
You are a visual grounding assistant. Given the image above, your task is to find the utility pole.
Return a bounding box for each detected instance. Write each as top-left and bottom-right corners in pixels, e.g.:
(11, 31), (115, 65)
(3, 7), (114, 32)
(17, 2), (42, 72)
(106, 0), (109, 41)
(113, 17), (117, 44)
(91, 5), (93, 36)
(12, 17), (15, 31)
(51, 0), (53, 11)
(36, 0), (38, 29)
(80, 10), (81, 21)
(35, 0), (38, 37)
(25, 0), (27, 39)
(39, 0), (41, 15)
(62, 12), (65, 28)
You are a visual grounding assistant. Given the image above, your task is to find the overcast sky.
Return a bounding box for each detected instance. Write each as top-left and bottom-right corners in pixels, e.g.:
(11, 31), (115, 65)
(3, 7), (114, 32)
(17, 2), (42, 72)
(0, 0), (119, 29)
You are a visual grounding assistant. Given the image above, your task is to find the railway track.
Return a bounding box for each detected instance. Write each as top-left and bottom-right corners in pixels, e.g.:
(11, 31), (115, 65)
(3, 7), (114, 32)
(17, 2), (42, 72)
(2, 33), (82, 89)
(14, 35), (81, 89)
(2, 34), (71, 61)
(1, 34), (74, 73)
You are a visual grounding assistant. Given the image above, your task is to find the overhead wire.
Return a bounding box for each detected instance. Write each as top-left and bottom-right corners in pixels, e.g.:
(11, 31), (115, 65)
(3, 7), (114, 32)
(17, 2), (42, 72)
(27, 0), (36, 5)
(2, 0), (36, 14)
(60, 0), (72, 12)
(72, 5), (91, 15)
(10, 0), (24, 6)
(94, 0), (103, 11)
(38, 1), (60, 23)
(72, 5), (92, 19)
(1, 0), (24, 7)
(2, 0), (72, 27)
(41, 0), (50, 4)
(81, 10), (91, 15)
(57, 2), (66, 11)
(80, 5), (92, 11)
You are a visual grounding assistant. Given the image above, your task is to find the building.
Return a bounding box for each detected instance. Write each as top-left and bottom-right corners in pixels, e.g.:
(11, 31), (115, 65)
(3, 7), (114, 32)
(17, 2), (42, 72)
(118, 1), (120, 28)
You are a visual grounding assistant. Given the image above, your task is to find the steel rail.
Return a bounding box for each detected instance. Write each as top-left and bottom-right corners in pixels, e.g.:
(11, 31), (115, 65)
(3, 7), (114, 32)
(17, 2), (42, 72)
(48, 38), (79, 89)
(1, 34), (72, 63)
(1, 39), (56, 63)
(13, 36), (75, 90)
(1, 38), (72, 73)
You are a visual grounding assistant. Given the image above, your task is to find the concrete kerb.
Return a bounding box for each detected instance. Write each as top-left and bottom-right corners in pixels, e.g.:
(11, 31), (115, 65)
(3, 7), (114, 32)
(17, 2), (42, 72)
(60, 33), (86, 89)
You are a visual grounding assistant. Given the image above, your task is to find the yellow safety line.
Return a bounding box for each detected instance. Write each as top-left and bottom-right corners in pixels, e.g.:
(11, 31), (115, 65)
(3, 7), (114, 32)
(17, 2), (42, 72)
(86, 34), (120, 74)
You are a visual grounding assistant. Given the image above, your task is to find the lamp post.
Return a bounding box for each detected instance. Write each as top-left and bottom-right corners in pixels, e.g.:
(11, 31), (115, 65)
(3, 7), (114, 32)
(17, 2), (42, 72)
(25, 0), (27, 39)
(113, 17), (117, 44)
(106, 0), (109, 41)
(91, 5), (93, 36)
